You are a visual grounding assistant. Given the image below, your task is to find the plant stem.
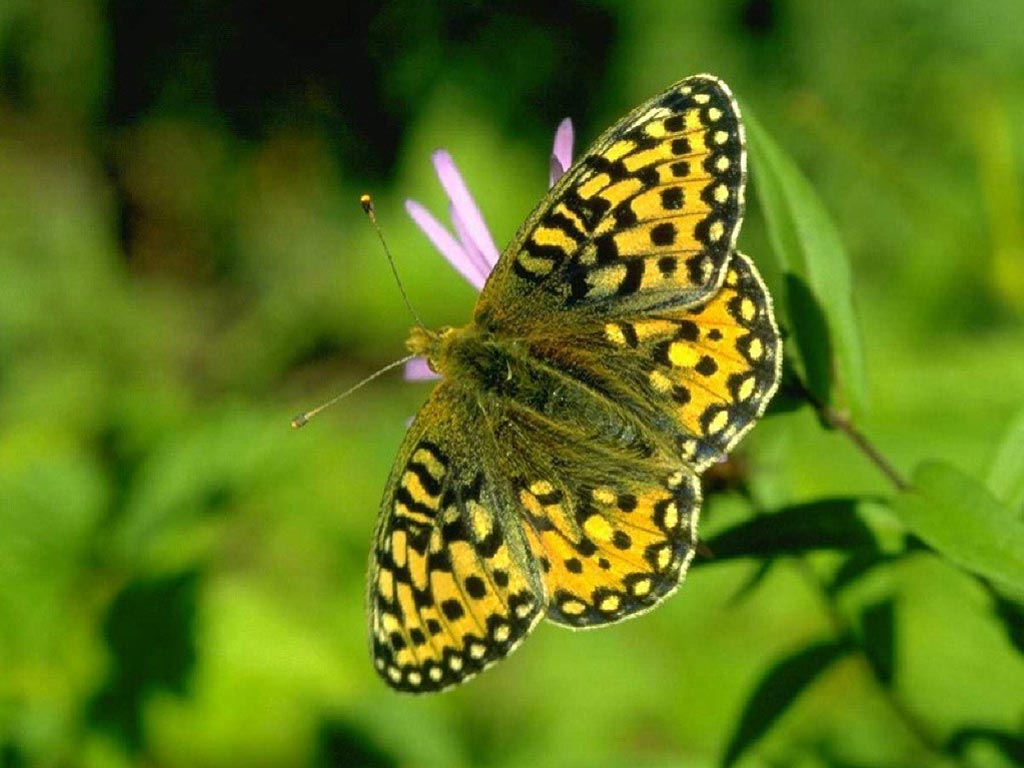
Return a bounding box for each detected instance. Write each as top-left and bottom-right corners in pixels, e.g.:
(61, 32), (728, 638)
(820, 403), (910, 492)
(791, 379), (910, 491)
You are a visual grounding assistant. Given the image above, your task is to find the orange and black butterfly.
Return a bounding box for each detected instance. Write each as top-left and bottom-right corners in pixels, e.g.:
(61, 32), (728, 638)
(369, 75), (781, 692)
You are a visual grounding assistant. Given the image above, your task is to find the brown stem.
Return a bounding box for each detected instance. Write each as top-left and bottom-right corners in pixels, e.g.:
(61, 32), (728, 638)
(820, 403), (910, 491)
(791, 379), (910, 491)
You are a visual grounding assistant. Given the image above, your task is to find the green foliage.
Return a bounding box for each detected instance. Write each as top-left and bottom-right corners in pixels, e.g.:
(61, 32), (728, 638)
(700, 498), (880, 561)
(891, 461), (1024, 593)
(721, 639), (856, 767)
(88, 572), (199, 750)
(745, 109), (867, 416)
(2, 2), (1023, 767)
(857, 598), (896, 686)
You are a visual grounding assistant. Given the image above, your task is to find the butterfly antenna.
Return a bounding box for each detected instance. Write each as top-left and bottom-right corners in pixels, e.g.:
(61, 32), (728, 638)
(361, 194), (425, 329)
(291, 353), (416, 428)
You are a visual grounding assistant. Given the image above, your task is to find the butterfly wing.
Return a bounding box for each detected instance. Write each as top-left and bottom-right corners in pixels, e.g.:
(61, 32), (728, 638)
(370, 74), (780, 691)
(636, 250), (782, 469)
(403, 253), (780, 637)
(489, 254), (779, 627)
(524, 251), (782, 474)
(368, 383), (546, 693)
(476, 72), (778, 474)
(477, 74), (746, 330)
(504, 419), (704, 628)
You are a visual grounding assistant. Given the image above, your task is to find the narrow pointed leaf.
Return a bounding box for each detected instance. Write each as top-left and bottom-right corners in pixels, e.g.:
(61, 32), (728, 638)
(726, 558), (777, 605)
(721, 638), (854, 767)
(858, 598), (896, 686)
(827, 551), (902, 596)
(889, 461), (1024, 592)
(698, 498), (878, 564)
(980, 579), (1024, 654)
(744, 109), (867, 416)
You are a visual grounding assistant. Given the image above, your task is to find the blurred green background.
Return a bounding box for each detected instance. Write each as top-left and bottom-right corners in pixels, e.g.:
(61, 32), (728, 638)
(1, 1), (1022, 766)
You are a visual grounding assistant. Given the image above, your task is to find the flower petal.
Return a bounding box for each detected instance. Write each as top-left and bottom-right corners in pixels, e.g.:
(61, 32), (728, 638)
(404, 356), (441, 381)
(405, 199), (487, 290)
(431, 150), (500, 268)
(549, 117), (574, 187)
(449, 201), (493, 282)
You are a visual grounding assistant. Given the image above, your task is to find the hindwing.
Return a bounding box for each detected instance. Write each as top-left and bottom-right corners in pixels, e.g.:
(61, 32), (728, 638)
(369, 386), (545, 693)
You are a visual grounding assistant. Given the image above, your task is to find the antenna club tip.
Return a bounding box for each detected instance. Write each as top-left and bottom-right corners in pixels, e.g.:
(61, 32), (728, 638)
(290, 413), (309, 429)
(360, 194), (373, 214)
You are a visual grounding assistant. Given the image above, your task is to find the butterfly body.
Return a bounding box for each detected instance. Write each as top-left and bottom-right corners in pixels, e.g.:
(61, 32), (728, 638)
(371, 75), (782, 692)
(409, 323), (658, 463)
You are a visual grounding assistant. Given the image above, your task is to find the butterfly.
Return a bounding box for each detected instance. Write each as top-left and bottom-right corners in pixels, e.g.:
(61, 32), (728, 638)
(369, 74), (781, 692)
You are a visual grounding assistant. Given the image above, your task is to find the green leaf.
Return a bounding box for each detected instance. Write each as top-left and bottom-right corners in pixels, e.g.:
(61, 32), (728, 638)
(721, 638), (854, 768)
(763, 360), (812, 418)
(889, 461), (1024, 593)
(987, 405), (1024, 514)
(0, 456), (107, 659)
(698, 498), (879, 564)
(980, 579), (1024, 654)
(726, 558), (777, 605)
(858, 598), (896, 686)
(744, 108), (867, 415)
(783, 272), (835, 408)
(827, 551), (902, 596)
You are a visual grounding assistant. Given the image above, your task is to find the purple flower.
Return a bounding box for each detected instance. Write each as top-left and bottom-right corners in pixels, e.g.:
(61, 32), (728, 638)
(403, 119), (575, 382)
(549, 117), (574, 188)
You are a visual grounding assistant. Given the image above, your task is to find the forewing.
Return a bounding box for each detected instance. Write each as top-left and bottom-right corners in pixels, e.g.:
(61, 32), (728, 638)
(477, 74), (745, 328)
(369, 385), (545, 693)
